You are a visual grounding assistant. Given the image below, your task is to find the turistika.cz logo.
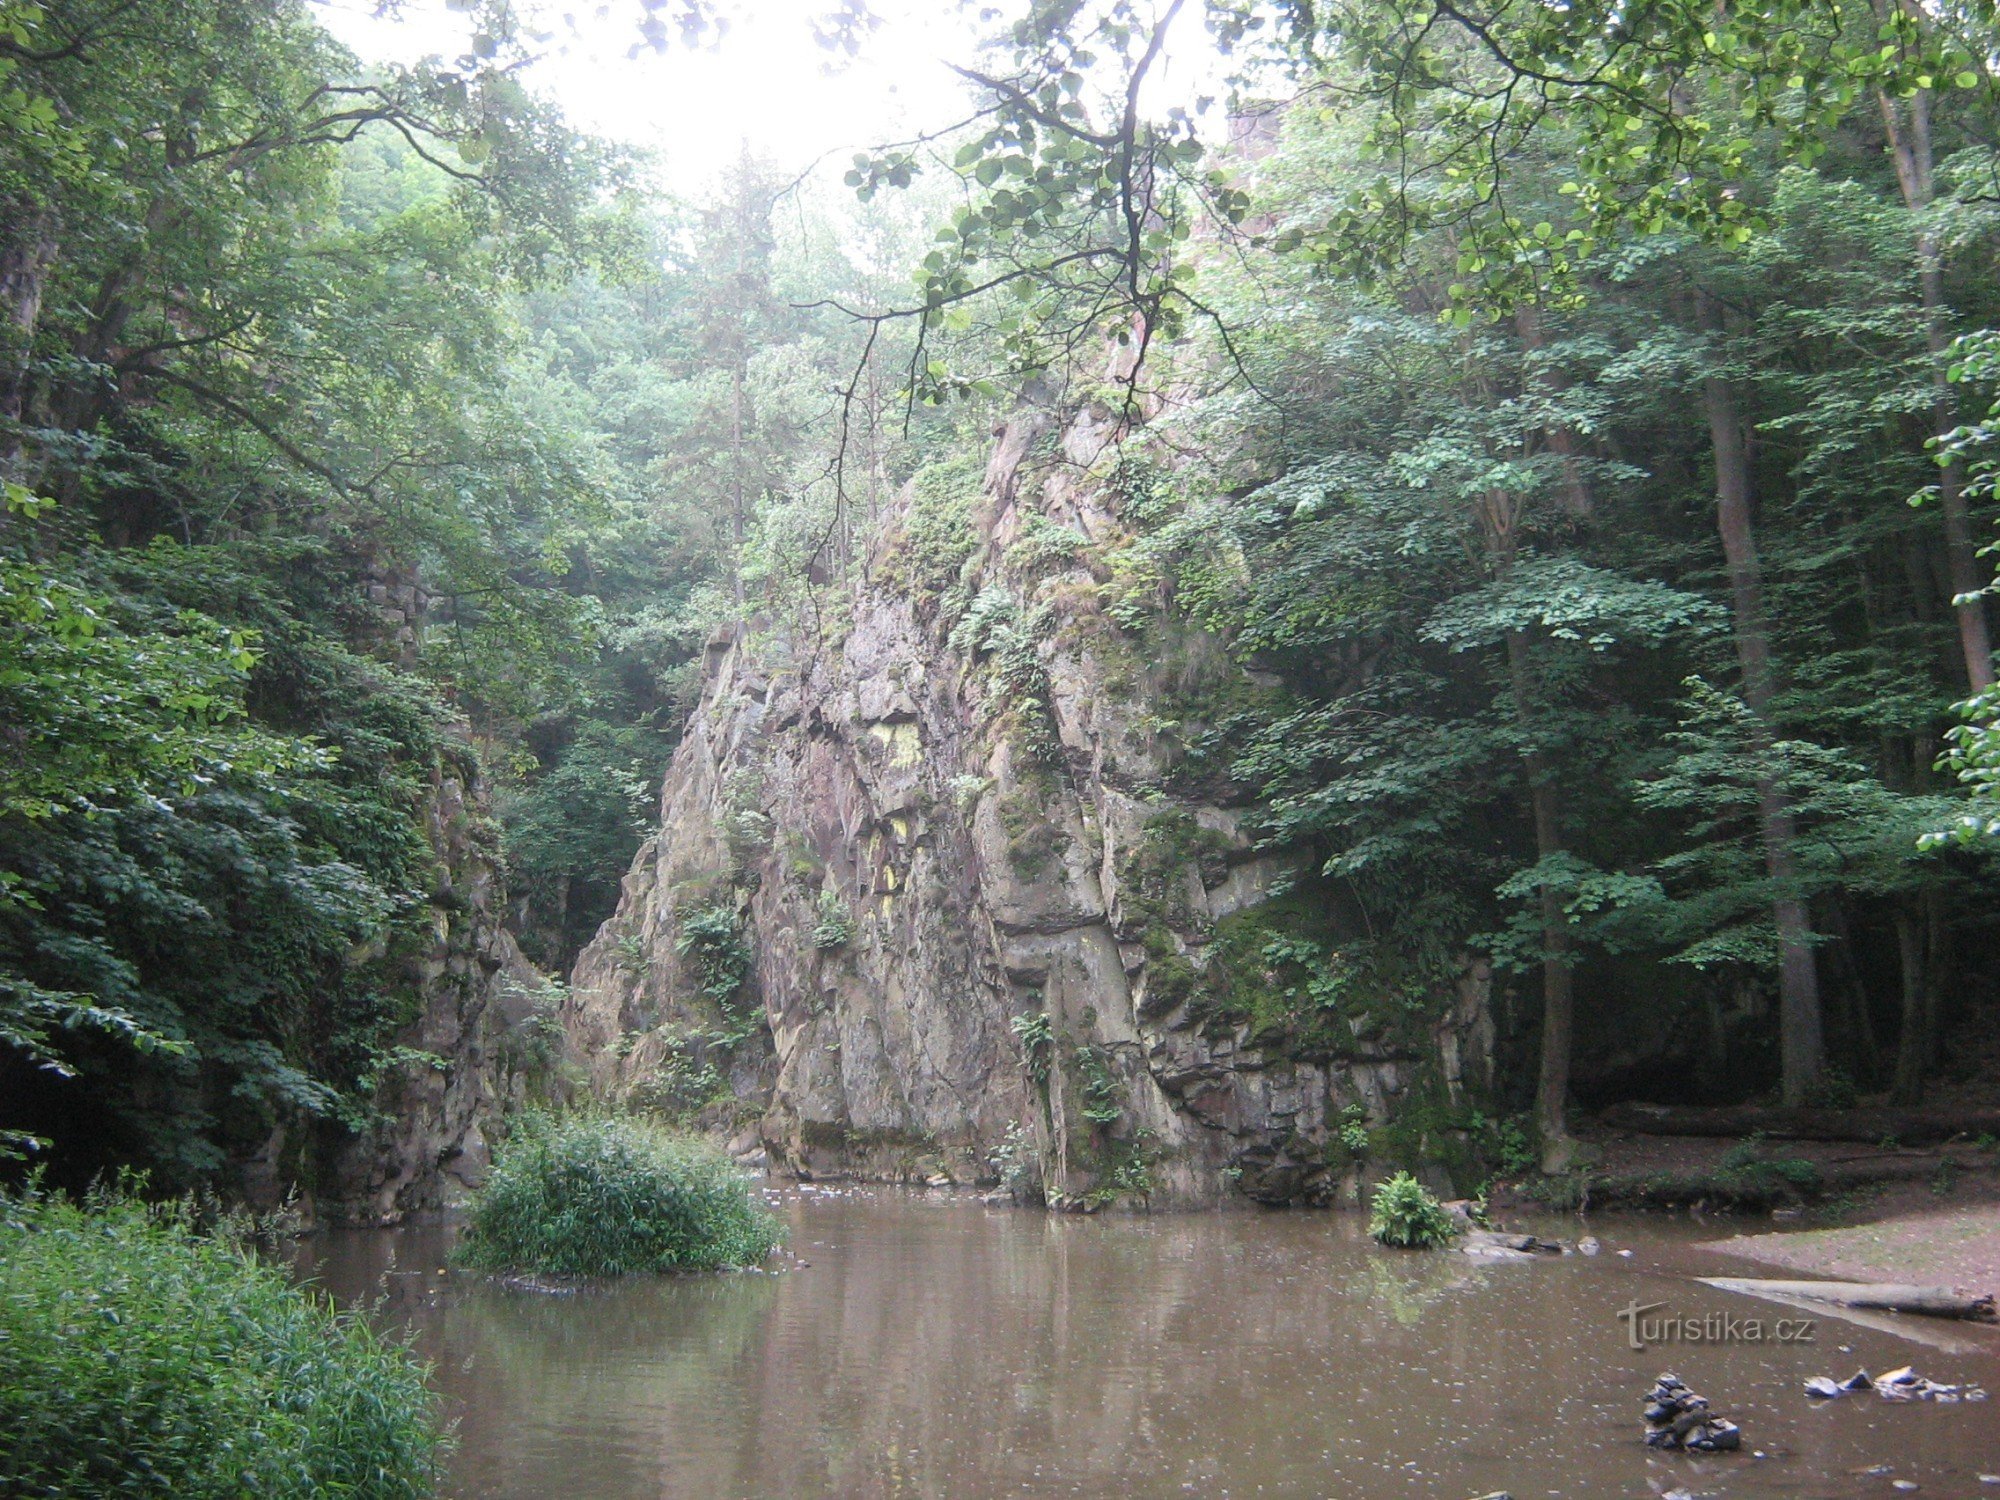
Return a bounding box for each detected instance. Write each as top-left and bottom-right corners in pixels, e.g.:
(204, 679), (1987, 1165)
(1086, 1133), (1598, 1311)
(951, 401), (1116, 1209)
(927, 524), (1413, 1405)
(1617, 1299), (1816, 1350)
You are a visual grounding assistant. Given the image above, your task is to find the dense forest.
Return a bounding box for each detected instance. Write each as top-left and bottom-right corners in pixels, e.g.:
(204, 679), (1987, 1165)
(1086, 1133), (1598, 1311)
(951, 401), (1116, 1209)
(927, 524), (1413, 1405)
(4, 0), (1999, 1200)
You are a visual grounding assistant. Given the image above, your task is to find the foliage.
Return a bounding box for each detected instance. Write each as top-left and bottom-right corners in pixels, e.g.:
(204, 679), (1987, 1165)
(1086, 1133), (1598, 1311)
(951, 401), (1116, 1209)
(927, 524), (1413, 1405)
(630, 1043), (731, 1125)
(1194, 890), (1427, 1059)
(0, 0), (647, 1188)
(1077, 1133), (1158, 1209)
(1337, 1105), (1371, 1159)
(0, 542), (479, 1184)
(989, 1119), (1038, 1191)
(0, 1180), (445, 1498)
(1483, 1113), (1536, 1178)
(0, 556), (308, 822)
(810, 889), (856, 950)
(1368, 1171), (1459, 1250)
(1010, 1009), (1054, 1083)
(884, 458), (983, 611)
(454, 1112), (779, 1276)
(1927, 680), (2000, 846)
(1075, 1044), (1124, 1125)
(674, 903), (752, 1009)
(501, 720), (665, 968)
(1717, 1133), (1823, 1194)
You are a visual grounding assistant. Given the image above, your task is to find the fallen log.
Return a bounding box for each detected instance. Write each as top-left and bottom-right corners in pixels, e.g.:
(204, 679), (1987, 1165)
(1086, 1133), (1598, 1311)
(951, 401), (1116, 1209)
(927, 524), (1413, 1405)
(1601, 1103), (2000, 1145)
(1698, 1277), (1997, 1322)
(1700, 1285), (1991, 1354)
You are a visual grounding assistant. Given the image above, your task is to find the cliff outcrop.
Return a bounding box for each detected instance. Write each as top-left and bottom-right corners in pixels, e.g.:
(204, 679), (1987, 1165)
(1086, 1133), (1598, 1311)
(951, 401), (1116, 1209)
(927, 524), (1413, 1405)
(317, 756), (552, 1223)
(565, 404), (1497, 1208)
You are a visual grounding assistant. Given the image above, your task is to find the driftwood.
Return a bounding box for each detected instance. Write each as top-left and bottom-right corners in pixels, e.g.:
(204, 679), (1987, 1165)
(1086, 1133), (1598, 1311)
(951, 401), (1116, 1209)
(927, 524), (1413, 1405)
(1707, 1286), (1991, 1354)
(1698, 1277), (1997, 1322)
(1601, 1102), (2000, 1145)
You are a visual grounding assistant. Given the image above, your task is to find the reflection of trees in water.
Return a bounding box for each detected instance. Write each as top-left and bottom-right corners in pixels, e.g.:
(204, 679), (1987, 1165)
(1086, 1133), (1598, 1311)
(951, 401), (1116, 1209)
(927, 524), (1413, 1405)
(297, 1205), (2000, 1499)
(435, 1272), (782, 1492)
(1352, 1255), (1493, 1328)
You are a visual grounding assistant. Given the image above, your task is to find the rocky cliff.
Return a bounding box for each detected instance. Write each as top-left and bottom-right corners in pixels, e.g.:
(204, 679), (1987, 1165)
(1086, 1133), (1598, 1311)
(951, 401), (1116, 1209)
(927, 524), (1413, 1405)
(564, 403), (1497, 1208)
(236, 748), (556, 1224)
(315, 754), (553, 1223)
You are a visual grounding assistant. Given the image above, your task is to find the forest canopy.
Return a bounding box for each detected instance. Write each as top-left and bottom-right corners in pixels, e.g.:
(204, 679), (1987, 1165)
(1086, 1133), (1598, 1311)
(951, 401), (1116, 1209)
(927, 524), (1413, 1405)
(3, 0), (1998, 1189)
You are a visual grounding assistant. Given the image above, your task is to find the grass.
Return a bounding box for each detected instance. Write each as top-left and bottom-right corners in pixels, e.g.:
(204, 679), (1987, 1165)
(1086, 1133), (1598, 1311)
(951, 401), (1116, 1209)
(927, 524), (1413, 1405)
(1369, 1171), (1460, 1249)
(0, 1180), (445, 1499)
(452, 1112), (781, 1276)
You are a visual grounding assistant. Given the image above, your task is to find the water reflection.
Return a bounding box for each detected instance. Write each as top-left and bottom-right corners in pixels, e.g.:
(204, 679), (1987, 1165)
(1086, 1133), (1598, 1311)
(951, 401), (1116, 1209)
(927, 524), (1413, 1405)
(296, 1188), (2000, 1499)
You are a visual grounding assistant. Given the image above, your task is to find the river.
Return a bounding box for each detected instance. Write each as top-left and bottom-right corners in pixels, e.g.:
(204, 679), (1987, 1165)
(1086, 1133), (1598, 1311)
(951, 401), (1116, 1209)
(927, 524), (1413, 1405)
(295, 1186), (2000, 1498)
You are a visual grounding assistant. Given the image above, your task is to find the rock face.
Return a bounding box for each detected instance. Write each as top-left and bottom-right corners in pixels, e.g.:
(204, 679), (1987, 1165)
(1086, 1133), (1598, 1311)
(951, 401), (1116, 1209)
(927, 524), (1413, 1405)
(565, 405), (1496, 1208)
(318, 756), (552, 1223)
(235, 751), (555, 1225)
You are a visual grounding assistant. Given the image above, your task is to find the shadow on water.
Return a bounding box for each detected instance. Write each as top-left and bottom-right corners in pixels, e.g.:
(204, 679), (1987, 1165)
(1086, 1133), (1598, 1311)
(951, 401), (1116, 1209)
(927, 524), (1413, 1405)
(294, 1187), (2000, 1499)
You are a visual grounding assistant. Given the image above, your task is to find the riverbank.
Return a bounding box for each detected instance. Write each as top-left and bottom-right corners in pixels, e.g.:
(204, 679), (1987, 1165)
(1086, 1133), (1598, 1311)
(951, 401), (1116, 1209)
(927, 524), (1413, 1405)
(1699, 1186), (2000, 1298)
(1486, 1112), (2000, 1217)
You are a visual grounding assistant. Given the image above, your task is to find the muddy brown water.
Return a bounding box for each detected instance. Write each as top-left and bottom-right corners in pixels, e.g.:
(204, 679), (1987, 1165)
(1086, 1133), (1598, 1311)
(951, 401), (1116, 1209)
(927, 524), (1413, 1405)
(294, 1186), (2000, 1499)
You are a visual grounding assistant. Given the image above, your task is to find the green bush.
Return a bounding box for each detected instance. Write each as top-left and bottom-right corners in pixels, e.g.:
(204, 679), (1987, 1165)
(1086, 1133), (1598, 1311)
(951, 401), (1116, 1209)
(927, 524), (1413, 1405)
(1337, 1104), (1371, 1158)
(0, 1182), (445, 1498)
(1368, 1171), (1460, 1249)
(453, 1112), (781, 1276)
(810, 889), (856, 949)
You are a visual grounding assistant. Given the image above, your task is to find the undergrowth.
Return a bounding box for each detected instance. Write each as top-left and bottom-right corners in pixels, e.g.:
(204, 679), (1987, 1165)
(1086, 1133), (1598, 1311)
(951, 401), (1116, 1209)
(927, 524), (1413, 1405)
(0, 1180), (445, 1498)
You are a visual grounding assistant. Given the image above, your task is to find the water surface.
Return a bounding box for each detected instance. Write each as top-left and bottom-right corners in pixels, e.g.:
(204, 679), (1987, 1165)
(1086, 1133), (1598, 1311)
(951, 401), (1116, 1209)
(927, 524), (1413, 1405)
(298, 1187), (2000, 1498)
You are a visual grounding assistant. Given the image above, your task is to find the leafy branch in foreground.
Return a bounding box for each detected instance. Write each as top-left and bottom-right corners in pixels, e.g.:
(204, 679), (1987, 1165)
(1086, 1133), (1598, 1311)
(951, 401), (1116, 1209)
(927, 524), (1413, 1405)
(0, 1179), (446, 1498)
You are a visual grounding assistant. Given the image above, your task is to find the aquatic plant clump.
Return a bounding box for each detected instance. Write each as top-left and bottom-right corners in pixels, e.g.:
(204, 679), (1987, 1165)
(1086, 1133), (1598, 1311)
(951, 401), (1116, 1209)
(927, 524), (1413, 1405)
(0, 1183), (445, 1499)
(1368, 1171), (1460, 1249)
(454, 1112), (781, 1276)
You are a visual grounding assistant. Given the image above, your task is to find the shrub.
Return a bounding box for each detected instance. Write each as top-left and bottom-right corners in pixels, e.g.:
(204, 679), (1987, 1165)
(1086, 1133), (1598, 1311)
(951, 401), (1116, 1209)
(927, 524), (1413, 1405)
(1368, 1171), (1460, 1249)
(453, 1112), (780, 1276)
(0, 1181), (445, 1498)
(1718, 1132), (1822, 1194)
(675, 903), (751, 1005)
(810, 889), (855, 949)
(1010, 1010), (1054, 1082)
(1076, 1044), (1124, 1124)
(1338, 1104), (1371, 1158)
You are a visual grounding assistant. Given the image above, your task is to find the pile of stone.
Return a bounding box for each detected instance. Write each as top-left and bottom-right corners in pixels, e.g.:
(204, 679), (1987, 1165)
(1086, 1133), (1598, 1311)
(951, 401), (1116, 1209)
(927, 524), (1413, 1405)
(1805, 1366), (1988, 1402)
(1642, 1373), (1743, 1452)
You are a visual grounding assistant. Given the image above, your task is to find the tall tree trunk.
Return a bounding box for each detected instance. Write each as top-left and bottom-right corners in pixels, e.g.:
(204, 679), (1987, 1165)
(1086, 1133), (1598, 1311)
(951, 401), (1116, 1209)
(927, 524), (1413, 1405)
(0, 198), (56, 480)
(1697, 287), (1824, 1105)
(1508, 625), (1578, 1170)
(1877, 67), (1995, 691)
(1482, 490), (1576, 1170)
(1890, 904), (1929, 1106)
(1515, 303), (1593, 518)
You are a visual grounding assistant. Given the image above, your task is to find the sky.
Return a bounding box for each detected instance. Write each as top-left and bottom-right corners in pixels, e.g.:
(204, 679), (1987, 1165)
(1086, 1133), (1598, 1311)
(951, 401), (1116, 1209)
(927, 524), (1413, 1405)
(313, 0), (1229, 199)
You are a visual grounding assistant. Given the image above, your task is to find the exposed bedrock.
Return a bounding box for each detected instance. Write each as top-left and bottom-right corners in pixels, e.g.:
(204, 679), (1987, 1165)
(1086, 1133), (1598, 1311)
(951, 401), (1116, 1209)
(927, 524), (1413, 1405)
(245, 755), (557, 1226)
(565, 405), (1496, 1208)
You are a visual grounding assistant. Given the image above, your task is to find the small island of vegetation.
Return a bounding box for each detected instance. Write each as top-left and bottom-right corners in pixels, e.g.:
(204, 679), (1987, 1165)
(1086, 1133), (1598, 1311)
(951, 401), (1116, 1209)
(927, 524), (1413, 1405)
(453, 1113), (781, 1277)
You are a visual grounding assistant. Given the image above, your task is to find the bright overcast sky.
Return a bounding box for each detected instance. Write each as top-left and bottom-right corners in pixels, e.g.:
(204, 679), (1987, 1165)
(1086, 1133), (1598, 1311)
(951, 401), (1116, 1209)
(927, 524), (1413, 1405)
(312, 0), (1227, 199)
(315, 0), (983, 197)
